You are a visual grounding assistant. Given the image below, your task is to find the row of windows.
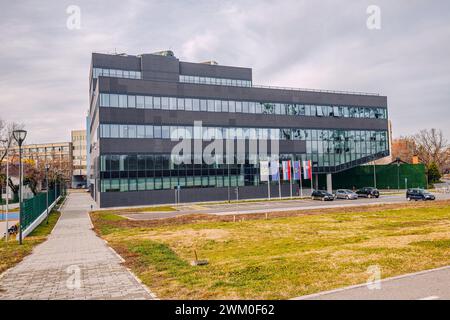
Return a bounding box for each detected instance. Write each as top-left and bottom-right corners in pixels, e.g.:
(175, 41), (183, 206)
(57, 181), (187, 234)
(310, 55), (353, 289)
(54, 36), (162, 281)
(93, 67), (142, 80)
(99, 123), (388, 143)
(99, 150), (387, 174)
(98, 93), (388, 119)
(22, 147), (70, 154)
(73, 135), (86, 141)
(100, 175), (252, 192)
(98, 151), (387, 192)
(179, 75), (252, 87)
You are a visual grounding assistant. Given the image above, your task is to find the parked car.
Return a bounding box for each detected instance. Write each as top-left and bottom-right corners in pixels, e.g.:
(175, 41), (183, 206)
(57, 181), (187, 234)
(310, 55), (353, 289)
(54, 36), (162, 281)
(356, 187), (380, 198)
(311, 190), (335, 201)
(406, 189), (436, 201)
(335, 189), (358, 200)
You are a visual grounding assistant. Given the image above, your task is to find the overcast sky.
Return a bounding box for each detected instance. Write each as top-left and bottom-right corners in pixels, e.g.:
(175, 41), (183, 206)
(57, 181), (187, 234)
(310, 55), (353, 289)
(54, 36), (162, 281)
(0, 0), (449, 144)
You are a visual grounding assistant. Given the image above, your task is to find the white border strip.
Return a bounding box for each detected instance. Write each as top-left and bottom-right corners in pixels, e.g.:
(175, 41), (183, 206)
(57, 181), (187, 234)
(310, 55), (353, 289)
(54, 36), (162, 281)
(293, 265), (450, 300)
(88, 210), (158, 300)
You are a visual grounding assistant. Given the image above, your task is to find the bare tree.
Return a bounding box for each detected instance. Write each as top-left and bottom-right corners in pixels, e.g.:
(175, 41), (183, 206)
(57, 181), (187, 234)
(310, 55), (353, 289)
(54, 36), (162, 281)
(391, 136), (417, 163)
(412, 129), (450, 173)
(0, 119), (24, 163)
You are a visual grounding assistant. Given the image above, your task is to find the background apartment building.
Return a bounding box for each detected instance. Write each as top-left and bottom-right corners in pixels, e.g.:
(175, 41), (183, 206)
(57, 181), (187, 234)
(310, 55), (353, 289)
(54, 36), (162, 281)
(71, 129), (87, 188)
(0, 142), (73, 189)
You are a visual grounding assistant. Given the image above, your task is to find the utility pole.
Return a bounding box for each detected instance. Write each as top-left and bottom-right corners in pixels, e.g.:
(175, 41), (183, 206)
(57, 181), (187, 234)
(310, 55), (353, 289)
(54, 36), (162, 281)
(6, 151), (10, 241)
(13, 130), (27, 245)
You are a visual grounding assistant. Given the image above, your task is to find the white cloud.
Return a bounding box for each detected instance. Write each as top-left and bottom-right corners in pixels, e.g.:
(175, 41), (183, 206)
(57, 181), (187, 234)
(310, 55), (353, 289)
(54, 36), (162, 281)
(0, 0), (449, 143)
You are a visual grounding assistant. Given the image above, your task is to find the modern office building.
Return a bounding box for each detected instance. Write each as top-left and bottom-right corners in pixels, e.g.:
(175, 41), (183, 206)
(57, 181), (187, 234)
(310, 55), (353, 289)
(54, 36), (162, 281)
(88, 51), (389, 208)
(71, 130), (87, 188)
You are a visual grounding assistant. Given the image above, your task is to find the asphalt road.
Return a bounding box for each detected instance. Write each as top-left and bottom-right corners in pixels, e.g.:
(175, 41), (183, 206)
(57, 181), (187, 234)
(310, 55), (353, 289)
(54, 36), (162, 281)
(123, 192), (450, 220)
(294, 266), (450, 300)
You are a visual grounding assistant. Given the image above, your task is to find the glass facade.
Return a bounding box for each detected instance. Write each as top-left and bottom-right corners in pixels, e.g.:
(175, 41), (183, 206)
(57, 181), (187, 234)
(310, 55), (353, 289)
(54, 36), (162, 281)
(179, 75), (252, 87)
(93, 67), (142, 80)
(99, 93), (388, 119)
(98, 128), (389, 192)
(89, 53), (389, 205)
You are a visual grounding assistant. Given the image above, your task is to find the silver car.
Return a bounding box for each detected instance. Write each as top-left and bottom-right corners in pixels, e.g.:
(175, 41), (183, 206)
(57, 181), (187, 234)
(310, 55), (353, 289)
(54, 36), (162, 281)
(335, 189), (358, 200)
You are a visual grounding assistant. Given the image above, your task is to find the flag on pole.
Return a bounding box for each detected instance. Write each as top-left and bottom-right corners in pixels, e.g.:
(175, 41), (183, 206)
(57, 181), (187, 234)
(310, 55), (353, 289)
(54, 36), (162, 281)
(260, 161), (269, 182)
(270, 160), (280, 181)
(293, 161), (301, 181)
(303, 160), (312, 180)
(282, 160), (291, 180)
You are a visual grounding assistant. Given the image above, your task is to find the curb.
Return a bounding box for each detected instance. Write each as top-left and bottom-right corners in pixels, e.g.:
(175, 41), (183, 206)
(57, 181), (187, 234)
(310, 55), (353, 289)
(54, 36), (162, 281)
(87, 208), (158, 300)
(293, 265), (450, 300)
(103, 238), (158, 300)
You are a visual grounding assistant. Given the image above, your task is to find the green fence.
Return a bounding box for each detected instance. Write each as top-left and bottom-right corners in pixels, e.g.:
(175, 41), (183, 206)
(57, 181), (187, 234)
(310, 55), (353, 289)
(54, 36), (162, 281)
(319, 164), (427, 190)
(21, 185), (64, 231)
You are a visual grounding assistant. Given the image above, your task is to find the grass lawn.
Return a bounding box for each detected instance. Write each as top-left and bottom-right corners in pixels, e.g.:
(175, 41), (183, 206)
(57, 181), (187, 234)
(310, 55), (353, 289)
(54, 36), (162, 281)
(0, 210), (61, 275)
(91, 200), (450, 299)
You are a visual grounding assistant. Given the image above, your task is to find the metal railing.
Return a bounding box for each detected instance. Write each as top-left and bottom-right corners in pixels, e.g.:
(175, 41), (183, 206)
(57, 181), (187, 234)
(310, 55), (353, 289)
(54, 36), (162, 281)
(251, 84), (380, 96)
(21, 186), (65, 231)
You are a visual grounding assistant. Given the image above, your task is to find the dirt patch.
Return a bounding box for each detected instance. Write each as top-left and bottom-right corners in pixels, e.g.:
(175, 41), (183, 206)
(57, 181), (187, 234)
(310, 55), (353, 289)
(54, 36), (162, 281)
(117, 228), (231, 245)
(92, 200), (450, 232)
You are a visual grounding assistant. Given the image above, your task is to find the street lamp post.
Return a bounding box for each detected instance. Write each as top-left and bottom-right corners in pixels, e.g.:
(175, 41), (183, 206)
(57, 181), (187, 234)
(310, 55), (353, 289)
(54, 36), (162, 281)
(13, 129), (27, 245)
(5, 147), (10, 241)
(1, 139), (10, 242)
(54, 171), (58, 201)
(45, 164), (50, 225)
(397, 158), (401, 192)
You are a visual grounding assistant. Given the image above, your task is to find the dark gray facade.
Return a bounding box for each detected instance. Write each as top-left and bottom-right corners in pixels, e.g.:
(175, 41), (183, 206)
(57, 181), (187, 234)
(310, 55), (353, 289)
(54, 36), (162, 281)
(88, 52), (389, 208)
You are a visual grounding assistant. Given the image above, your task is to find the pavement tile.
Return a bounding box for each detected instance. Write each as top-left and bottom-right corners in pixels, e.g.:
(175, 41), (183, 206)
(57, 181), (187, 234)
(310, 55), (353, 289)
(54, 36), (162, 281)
(0, 192), (154, 300)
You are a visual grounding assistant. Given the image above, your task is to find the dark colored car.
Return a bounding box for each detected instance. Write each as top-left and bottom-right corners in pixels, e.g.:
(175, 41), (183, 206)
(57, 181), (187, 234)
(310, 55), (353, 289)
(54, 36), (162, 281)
(406, 189), (435, 201)
(311, 190), (335, 201)
(356, 187), (380, 198)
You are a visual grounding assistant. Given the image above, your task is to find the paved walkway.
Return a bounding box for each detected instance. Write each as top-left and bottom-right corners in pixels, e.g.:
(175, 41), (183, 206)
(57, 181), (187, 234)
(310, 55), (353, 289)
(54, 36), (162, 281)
(0, 192), (154, 300)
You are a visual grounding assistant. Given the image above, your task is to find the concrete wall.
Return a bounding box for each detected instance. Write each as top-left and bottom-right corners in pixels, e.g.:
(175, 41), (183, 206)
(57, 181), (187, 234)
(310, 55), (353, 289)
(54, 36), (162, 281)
(100, 183), (303, 208)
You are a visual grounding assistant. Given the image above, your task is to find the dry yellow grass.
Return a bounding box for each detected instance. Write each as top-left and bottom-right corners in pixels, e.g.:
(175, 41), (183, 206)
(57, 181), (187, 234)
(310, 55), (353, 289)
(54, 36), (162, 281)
(91, 200), (450, 299)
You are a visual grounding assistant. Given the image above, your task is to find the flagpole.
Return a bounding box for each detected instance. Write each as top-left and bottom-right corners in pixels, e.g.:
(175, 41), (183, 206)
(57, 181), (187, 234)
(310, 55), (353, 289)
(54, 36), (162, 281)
(278, 174), (281, 200)
(289, 161), (293, 199)
(300, 178), (303, 198)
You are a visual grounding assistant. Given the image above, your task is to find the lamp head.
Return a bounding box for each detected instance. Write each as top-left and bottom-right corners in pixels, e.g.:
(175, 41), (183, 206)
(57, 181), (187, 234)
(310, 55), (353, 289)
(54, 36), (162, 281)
(12, 130), (27, 146)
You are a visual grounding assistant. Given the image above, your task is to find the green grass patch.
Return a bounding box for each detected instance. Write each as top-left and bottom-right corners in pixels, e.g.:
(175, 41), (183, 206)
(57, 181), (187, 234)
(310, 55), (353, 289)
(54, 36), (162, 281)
(0, 210), (61, 274)
(93, 201), (450, 299)
(411, 239), (450, 248)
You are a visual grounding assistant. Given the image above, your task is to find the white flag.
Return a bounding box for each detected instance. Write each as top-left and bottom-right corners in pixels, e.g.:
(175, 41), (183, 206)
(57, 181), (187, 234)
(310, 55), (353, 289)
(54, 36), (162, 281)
(260, 161), (269, 182)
